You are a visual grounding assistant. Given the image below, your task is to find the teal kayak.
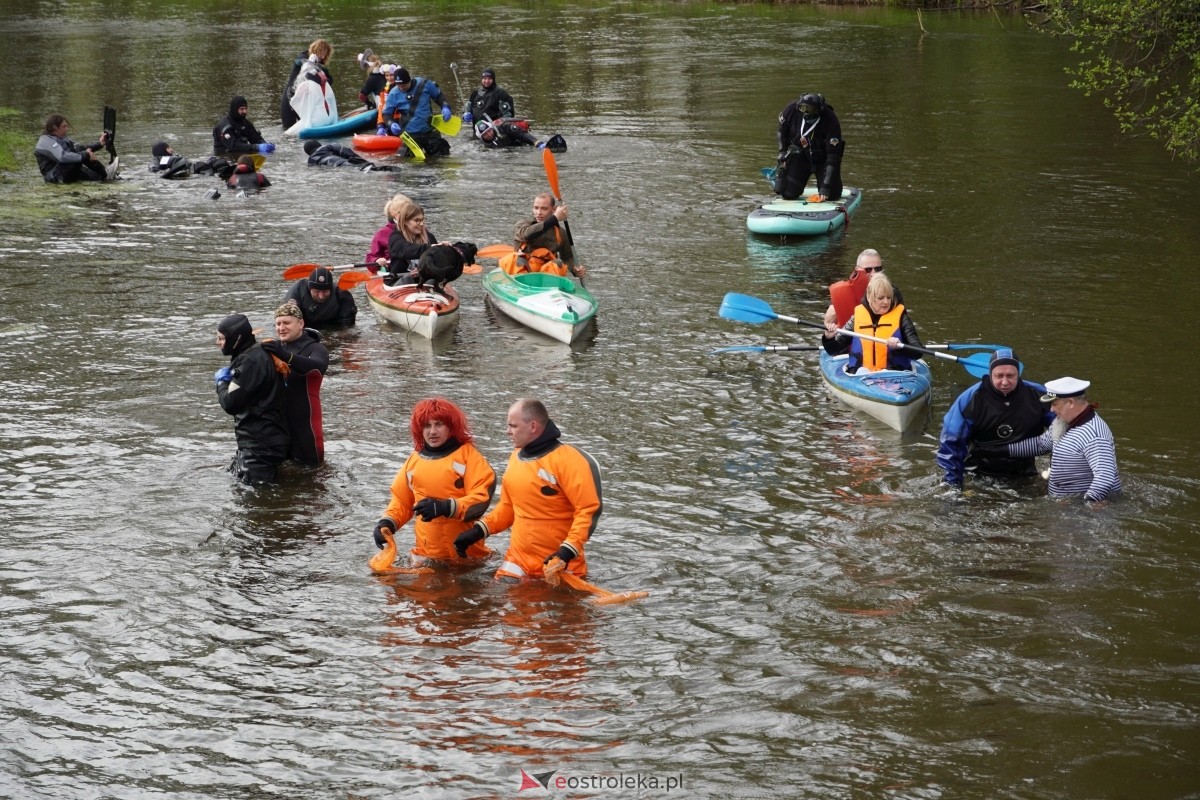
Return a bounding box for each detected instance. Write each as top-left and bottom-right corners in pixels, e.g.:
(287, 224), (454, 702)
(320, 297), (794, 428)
(482, 270), (597, 344)
(747, 186), (863, 236)
(297, 109), (377, 140)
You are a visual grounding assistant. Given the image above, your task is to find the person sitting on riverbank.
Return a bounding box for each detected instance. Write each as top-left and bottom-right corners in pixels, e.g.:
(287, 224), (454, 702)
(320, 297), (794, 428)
(35, 114), (117, 183)
(822, 273), (923, 373)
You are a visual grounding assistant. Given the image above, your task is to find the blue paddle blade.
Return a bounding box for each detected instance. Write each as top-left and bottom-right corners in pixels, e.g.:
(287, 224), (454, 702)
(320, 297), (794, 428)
(718, 292), (778, 324)
(760, 166), (776, 184)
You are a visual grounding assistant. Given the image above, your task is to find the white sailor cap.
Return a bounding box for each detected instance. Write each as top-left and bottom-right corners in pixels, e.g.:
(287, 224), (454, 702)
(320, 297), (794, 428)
(1040, 376), (1090, 402)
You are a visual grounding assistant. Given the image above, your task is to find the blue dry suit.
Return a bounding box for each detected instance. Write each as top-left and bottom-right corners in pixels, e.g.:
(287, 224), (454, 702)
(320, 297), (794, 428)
(936, 378), (1054, 487)
(384, 77), (446, 135)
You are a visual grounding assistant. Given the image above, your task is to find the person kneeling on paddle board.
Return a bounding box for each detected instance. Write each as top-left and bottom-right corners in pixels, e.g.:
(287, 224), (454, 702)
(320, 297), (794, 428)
(823, 274), (924, 374)
(453, 398), (600, 586)
(499, 192), (579, 277)
(371, 397), (498, 567)
(775, 92), (844, 202)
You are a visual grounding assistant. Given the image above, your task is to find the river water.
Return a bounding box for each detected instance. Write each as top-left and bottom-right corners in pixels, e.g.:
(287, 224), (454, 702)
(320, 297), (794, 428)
(1, 2), (1197, 799)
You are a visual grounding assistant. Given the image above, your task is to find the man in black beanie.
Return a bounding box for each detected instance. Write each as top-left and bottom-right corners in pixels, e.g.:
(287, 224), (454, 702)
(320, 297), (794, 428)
(214, 313), (289, 485)
(212, 96), (276, 158)
(283, 266), (358, 328)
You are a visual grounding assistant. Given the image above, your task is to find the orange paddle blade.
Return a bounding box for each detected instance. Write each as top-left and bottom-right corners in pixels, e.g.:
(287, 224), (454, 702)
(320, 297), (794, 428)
(284, 262), (376, 280)
(338, 271), (374, 290)
(282, 263), (321, 280)
(476, 244), (515, 259)
(369, 530), (398, 573)
(560, 572), (648, 605)
(543, 556), (566, 587)
(368, 530), (436, 576)
(543, 147), (562, 200)
(463, 264), (483, 274)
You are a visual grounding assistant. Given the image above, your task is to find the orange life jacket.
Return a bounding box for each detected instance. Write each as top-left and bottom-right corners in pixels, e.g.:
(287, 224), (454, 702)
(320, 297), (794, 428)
(853, 303), (905, 372)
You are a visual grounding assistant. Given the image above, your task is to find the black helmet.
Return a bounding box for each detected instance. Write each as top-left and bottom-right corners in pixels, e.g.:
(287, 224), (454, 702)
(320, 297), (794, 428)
(798, 93), (823, 111)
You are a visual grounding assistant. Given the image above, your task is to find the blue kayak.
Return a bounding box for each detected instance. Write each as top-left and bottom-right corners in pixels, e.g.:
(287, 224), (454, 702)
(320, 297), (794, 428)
(297, 109), (377, 140)
(818, 350), (932, 432)
(747, 187), (863, 236)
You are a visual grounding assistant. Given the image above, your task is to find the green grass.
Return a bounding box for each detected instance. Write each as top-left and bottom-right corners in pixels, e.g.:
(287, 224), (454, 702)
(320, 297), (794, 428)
(0, 107), (26, 174)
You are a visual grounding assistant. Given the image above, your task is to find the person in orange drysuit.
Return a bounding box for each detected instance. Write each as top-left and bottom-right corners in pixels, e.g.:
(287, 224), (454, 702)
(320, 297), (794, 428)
(453, 398), (602, 584)
(371, 397), (497, 566)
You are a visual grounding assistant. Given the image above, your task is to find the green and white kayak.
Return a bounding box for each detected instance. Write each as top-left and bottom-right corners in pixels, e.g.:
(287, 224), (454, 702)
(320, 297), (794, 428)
(747, 186), (863, 236)
(482, 269), (597, 344)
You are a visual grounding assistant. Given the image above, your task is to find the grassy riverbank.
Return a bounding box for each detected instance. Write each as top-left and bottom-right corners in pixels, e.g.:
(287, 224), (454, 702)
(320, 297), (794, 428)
(0, 108), (24, 174)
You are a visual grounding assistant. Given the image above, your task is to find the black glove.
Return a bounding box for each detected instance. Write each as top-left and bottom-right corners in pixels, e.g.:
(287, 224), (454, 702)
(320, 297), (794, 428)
(260, 339), (289, 361)
(454, 523), (486, 558)
(413, 497), (456, 522)
(543, 545), (576, 567)
(372, 519), (395, 549)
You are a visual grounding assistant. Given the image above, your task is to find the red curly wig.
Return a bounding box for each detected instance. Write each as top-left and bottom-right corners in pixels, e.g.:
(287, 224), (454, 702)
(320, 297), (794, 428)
(409, 396), (473, 450)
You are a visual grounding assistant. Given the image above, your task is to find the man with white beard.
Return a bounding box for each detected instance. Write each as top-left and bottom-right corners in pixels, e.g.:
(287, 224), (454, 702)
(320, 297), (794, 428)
(1001, 377), (1121, 503)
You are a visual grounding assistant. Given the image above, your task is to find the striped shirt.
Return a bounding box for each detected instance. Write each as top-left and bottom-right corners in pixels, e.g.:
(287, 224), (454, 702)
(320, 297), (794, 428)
(1008, 410), (1121, 501)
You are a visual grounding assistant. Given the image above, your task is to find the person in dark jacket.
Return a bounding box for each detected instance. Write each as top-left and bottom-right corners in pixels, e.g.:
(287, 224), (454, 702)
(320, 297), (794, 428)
(385, 195), (438, 285)
(301, 139), (396, 171)
(34, 114), (115, 183)
(284, 266), (357, 328)
(213, 96), (275, 158)
(214, 313), (289, 485)
(261, 302), (329, 466)
(937, 349), (1055, 490)
(775, 92), (844, 201)
(149, 141), (234, 180)
(462, 68), (515, 131)
(356, 50), (387, 111)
